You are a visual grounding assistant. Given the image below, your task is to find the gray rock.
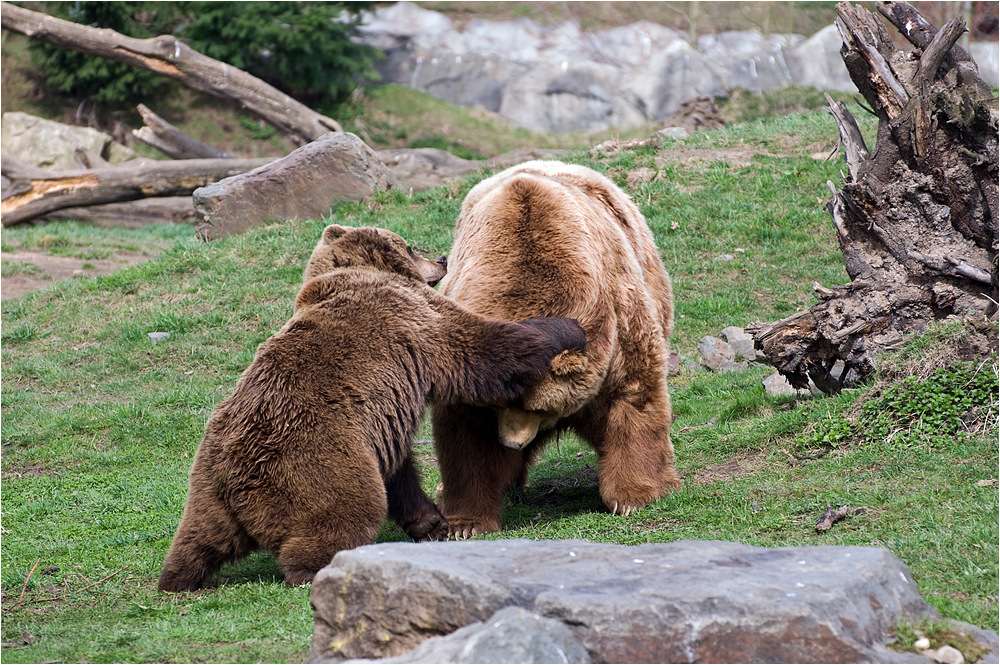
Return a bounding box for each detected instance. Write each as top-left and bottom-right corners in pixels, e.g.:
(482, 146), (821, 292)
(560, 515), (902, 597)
(337, 607), (591, 664)
(1, 112), (136, 171)
(378, 148), (484, 191)
(147, 332), (170, 343)
(969, 42), (999, 88)
(354, 6), (998, 134)
(787, 25), (857, 93)
(762, 371), (810, 397)
(309, 539), (991, 663)
(720, 326), (757, 362)
(932, 644), (965, 664)
(632, 41), (727, 120)
(697, 335), (747, 372)
(656, 127), (690, 140)
(665, 349), (681, 377)
(497, 61), (647, 133)
(698, 31), (803, 92)
(193, 133), (397, 240)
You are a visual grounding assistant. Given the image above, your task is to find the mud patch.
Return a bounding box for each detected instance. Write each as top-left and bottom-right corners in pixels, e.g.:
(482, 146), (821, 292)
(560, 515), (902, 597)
(691, 450), (770, 485)
(1, 249), (151, 301)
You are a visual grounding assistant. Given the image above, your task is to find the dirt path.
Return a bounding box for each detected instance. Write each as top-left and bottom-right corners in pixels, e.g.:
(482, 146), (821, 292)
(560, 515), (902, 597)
(1, 249), (152, 301)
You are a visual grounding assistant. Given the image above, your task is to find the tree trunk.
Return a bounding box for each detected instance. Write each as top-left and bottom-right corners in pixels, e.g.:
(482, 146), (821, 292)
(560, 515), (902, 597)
(132, 104), (233, 159)
(747, 1), (998, 392)
(0, 1), (341, 145)
(1, 157), (273, 226)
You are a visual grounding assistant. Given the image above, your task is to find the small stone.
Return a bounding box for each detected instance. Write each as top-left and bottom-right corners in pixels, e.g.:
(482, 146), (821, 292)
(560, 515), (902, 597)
(714, 253), (735, 262)
(147, 332), (170, 343)
(665, 349), (681, 377)
(656, 126), (690, 139)
(697, 336), (734, 371)
(720, 326), (756, 362)
(762, 372), (809, 397)
(933, 645), (964, 664)
(914, 637), (931, 650)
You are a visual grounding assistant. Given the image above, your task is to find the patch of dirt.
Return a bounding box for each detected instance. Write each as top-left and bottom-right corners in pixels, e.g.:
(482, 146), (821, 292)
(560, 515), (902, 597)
(691, 450), (770, 485)
(2, 461), (55, 478)
(1, 249), (150, 301)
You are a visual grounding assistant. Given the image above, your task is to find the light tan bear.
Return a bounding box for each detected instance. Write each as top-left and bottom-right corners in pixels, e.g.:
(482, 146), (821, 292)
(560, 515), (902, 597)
(431, 161), (680, 537)
(158, 224), (586, 591)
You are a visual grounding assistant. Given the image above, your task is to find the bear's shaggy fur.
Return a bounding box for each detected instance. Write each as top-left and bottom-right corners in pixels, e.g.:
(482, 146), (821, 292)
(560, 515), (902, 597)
(158, 224), (586, 591)
(431, 161), (681, 537)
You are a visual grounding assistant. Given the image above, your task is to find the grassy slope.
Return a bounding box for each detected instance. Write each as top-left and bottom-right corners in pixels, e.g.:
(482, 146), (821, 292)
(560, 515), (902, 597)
(1, 102), (997, 663)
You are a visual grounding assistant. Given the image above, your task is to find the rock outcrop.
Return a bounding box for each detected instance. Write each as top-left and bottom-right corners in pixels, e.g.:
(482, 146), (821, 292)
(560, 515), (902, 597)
(353, 3), (999, 134)
(309, 539), (999, 664)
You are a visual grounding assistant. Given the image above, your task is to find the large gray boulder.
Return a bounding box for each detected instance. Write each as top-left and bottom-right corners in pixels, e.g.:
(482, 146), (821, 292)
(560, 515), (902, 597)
(309, 539), (999, 663)
(497, 61), (648, 133)
(1, 112), (136, 170)
(698, 31), (804, 92)
(193, 132), (396, 240)
(968, 42), (999, 87)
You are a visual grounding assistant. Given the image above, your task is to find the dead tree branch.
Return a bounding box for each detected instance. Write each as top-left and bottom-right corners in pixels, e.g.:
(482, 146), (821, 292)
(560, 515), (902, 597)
(132, 104), (232, 159)
(1, 157), (273, 226)
(0, 2), (341, 145)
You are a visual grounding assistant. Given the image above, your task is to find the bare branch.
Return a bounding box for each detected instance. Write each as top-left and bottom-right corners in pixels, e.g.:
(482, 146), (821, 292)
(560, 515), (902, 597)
(0, 2), (341, 144)
(132, 104), (233, 159)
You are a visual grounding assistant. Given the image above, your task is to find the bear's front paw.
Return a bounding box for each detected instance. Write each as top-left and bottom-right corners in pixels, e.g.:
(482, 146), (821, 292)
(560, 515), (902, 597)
(405, 512), (450, 542)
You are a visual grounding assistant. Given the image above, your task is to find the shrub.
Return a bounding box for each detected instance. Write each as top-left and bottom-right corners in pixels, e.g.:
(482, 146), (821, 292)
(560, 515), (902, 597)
(176, 2), (381, 104)
(28, 2), (173, 107)
(28, 2), (380, 110)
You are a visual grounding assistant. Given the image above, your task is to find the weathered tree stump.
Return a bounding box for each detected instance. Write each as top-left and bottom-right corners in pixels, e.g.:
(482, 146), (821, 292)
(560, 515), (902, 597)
(748, 1), (998, 392)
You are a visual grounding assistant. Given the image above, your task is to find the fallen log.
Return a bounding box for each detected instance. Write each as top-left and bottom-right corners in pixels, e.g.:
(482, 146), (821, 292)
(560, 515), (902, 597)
(1, 157), (273, 226)
(41, 197), (196, 228)
(132, 104), (232, 159)
(0, 2), (341, 145)
(748, 1), (998, 392)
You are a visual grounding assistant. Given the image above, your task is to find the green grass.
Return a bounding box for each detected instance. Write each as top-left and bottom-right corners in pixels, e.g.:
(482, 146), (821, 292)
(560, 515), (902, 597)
(2, 106), (997, 663)
(0, 220), (191, 260)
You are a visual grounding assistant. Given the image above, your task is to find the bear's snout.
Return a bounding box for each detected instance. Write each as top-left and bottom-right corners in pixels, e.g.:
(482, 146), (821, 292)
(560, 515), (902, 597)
(436, 255), (448, 269)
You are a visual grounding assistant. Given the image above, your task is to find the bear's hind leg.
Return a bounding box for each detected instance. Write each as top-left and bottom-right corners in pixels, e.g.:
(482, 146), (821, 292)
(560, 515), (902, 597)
(579, 393), (681, 517)
(385, 456), (448, 542)
(277, 473), (388, 585)
(158, 485), (255, 592)
(278, 520), (382, 586)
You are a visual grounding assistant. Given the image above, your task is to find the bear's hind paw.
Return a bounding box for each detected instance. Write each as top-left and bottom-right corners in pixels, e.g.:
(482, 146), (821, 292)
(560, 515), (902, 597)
(609, 499), (647, 517)
(446, 519), (499, 540)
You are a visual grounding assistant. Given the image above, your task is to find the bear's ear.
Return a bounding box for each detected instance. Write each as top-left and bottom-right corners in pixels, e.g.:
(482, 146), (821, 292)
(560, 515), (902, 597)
(322, 224), (350, 244)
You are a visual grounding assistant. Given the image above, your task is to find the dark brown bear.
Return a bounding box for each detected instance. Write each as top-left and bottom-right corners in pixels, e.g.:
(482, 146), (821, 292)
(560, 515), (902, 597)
(158, 224), (585, 591)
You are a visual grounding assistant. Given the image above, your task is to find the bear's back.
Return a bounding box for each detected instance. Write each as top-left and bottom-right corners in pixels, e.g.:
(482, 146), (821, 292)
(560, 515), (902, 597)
(214, 269), (439, 482)
(442, 168), (644, 324)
